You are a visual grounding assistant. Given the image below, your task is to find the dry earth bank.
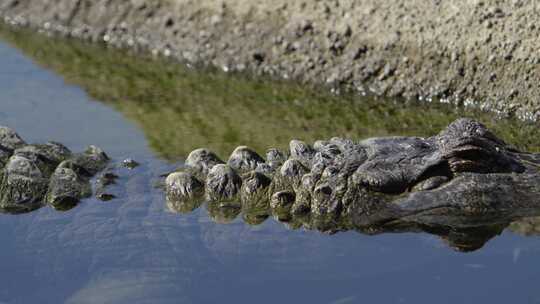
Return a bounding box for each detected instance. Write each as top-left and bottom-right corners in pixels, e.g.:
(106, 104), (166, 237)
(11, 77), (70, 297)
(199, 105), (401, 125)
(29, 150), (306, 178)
(1, 0), (540, 121)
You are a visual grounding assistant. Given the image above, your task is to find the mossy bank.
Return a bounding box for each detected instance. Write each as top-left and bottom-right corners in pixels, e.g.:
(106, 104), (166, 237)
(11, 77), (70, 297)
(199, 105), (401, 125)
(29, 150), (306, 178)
(1, 0), (540, 121)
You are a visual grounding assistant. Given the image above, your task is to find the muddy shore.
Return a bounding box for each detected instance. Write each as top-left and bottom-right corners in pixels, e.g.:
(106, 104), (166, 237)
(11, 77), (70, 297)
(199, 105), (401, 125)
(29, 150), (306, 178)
(1, 0), (539, 121)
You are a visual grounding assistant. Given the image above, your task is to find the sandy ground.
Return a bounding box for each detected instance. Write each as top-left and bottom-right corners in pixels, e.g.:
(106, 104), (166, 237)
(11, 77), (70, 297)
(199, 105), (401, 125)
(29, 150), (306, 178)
(1, 0), (540, 121)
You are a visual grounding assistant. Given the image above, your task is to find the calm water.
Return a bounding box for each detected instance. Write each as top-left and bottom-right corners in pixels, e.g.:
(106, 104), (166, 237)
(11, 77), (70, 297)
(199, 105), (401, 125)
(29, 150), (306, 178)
(0, 31), (540, 304)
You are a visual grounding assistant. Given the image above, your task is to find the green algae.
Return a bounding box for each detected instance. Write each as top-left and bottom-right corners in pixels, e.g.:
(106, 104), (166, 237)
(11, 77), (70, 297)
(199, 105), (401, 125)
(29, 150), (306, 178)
(0, 25), (538, 162)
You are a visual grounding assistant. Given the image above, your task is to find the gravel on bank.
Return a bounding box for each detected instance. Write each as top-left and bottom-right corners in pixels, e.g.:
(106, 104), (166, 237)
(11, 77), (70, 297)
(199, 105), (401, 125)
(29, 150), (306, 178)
(1, 0), (539, 121)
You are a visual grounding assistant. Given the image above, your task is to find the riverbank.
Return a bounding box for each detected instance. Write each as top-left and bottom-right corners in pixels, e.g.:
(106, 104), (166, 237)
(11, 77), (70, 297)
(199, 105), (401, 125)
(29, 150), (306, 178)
(1, 0), (540, 121)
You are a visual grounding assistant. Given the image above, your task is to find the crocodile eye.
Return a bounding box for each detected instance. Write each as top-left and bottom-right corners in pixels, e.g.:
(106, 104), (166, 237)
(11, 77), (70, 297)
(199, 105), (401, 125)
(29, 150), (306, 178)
(412, 175), (449, 192)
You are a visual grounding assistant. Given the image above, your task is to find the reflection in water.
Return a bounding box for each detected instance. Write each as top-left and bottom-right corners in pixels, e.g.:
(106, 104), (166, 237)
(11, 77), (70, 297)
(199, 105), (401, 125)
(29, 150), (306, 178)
(0, 26), (538, 160)
(0, 26), (540, 304)
(510, 217), (540, 236)
(166, 191), (518, 253)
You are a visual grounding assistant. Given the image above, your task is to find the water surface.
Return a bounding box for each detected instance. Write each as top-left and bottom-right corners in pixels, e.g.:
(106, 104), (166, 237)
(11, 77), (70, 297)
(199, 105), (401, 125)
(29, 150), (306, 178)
(0, 27), (539, 304)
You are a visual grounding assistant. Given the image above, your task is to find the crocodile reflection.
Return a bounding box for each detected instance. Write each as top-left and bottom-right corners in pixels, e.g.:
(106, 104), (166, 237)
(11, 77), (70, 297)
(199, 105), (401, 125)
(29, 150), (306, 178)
(166, 119), (540, 252)
(168, 197), (511, 252)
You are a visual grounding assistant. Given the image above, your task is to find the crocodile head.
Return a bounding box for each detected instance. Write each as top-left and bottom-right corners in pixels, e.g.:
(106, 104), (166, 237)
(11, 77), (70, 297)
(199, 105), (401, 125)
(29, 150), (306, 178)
(166, 118), (540, 246)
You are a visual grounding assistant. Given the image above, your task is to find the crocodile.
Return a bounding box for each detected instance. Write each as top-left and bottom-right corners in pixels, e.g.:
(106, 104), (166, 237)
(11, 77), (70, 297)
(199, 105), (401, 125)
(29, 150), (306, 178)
(0, 125), (116, 213)
(165, 118), (540, 250)
(1, 118), (539, 251)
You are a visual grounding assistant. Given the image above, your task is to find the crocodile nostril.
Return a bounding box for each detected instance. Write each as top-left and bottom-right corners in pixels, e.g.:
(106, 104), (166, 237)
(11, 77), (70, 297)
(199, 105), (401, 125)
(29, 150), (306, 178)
(316, 185), (332, 196)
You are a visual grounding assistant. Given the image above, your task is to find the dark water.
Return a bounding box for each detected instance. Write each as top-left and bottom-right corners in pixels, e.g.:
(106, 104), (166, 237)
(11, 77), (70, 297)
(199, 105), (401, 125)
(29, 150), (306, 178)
(0, 32), (540, 304)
